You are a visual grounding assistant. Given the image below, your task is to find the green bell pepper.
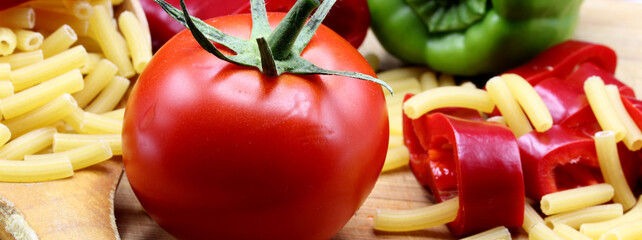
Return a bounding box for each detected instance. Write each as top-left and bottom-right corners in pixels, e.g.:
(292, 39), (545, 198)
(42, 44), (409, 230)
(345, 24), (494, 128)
(367, 0), (584, 76)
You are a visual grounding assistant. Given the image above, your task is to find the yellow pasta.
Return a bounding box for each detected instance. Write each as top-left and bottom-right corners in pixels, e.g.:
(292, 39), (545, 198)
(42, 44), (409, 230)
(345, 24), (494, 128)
(403, 86), (495, 119)
(438, 73), (456, 86)
(605, 85), (642, 151)
(41, 24), (78, 59)
(0, 127), (57, 160)
(385, 77), (421, 97)
(594, 131), (637, 210)
(73, 59), (118, 108)
(90, 0), (114, 18)
(599, 220), (642, 240)
(460, 226), (511, 240)
(10, 45), (87, 92)
(85, 76), (130, 113)
(419, 71), (438, 90)
(63, 0), (94, 20)
(118, 11), (152, 73)
(529, 222), (565, 240)
(584, 77), (626, 141)
(79, 111), (123, 134)
(544, 203), (623, 229)
(460, 81), (477, 89)
(382, 146), (409, 172)
(580, 195), (642, 240)
(501, 73), (552, 132)
(0, 124), (11, 148)
(13, 29), (43, 52)
(0, 62), (8, 79)
(388, 135), (404, 149)
(0, 7), (35, 29)
(25, 141), (112, 170)
(540, 183), (615, 215)
(524, 201), (546, 233)
(0, 157), (73, 183)
(53, 133), (122, 155)
(100, 108), (125, 120)
(62, 106), (85, 133)
(486, 76), (533, 137)
(0, 49), (43, 69)
(0, 80), (12, 98)
(374, 197), (459, 232)
(110, 0), (126, 5)
(486, 116), (507, 126)
(79, 52), (104, 75)
(0, 27), (17, 56)
(2, 94), (77, 138)
(552, 223), (592, 240)
(2, 69), (84, 119)
(33, 9), (89, 37)
(75, 36), (102, 53)
(377, 67), (429, 81)
(389, 114), (403, 136)
(89, 5), (135, 78)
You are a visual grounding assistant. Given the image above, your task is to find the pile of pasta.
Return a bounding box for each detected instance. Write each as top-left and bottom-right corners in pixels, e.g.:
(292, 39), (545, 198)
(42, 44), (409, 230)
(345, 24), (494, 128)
(369, 63), (642, 240)
(0, 0), (152, 183)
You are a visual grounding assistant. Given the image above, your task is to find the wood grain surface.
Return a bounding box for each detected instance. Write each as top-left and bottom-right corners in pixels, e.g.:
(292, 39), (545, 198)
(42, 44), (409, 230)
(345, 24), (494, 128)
(111, 0), (641, 239)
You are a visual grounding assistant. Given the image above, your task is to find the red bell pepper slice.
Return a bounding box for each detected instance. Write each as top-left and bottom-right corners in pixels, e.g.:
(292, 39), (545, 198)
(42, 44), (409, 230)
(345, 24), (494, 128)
(518, 125), (639, 200)
(507, 40), (617, 86)
(403, 109), (524, 237)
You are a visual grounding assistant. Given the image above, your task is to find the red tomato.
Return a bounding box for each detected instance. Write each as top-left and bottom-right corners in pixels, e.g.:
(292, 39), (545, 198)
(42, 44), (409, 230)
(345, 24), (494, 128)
(139, 0), (370, 51)
(122, 12), (388, 240)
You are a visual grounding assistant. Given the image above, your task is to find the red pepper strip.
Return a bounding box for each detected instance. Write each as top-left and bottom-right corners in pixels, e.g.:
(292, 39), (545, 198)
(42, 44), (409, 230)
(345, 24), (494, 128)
(534, 62), (635, 124)
(507, 40), (617, 86)
(622, 96), (642, 130)
(404, 110), (524, 237)
(518, 125), (639, 201)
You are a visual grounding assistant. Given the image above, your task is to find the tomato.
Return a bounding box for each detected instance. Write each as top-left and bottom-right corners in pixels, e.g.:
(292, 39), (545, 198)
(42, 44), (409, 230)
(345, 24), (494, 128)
(139, 0), (370, 51)
(122, 11), (389, 240)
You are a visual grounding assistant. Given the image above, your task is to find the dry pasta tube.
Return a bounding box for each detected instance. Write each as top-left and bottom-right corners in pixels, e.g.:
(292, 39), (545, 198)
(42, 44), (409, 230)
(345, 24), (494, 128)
(79, 53), (104, 75)
(33, 9), (89, 37)
(486, 76), (533, 137)
(62, 0), (93, 20)
(2, 69), (84, 119)
(403, 86), (495, 119)
(544, 203), (623, 229)
(501, 73), (552, 132)
(486, 116), (507, 126)
(118, 11), (152, 73)
(374, 197), (458, 232)
(540, 183), (615, 215)
(0, 157), (73, 183)
(2, 94), (77, 138)
(0, 63), (8, 79)
(605, 85), (642, 151)
(419, 71), (438, 90)
(385, 77), (421, 96)
(523, 202), (546, 233)
(0, 7), (35, 29)
(0, 27), (17, 56)
(53, 133), (122, 155)
(0, 80), (14, 98)
(552, 223), (592, 240)
(460, 81), (477, 89)
(10, 45), (87, 92)
(389, 135), (404, 149)
(0, 124), (11, 148)
(381, 146), (409, 172)
(460, 226), (511, 240)
(389, 114), (403, 136)
(0, 127), (57, 160)
(72, 58), (118, 108)
(584, 77), (626, 141)
(85, 76), (130, 114)
(13, 29), (43, 52)
(89, 5), (135, 78)
(62, 106), (85, 133)
(25, 141), (112, 170)
(594, 131), (637, 210)
(529, 222), (565, 240)
(599, 219), (642, 240)
(100, 108), (125, 120)
(377, 67), (429, 81)
(79, 111), (123, 134)
(41, 24), (78, 59)
(0, 49), (43, 70)
(580, 195), (642, 240)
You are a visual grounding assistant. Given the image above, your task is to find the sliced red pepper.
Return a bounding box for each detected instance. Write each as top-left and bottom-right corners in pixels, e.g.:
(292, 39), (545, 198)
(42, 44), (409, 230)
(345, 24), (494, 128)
(507, 40), (617, 86)
(534, 62), (635, 124)
(518, 125), (639, 200)
(404, 110), (524, 237)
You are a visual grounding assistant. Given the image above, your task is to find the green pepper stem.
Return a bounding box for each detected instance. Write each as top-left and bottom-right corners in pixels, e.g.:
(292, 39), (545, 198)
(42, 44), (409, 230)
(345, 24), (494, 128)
(256, 37), (278, 77)
(267, 0), (320, 60)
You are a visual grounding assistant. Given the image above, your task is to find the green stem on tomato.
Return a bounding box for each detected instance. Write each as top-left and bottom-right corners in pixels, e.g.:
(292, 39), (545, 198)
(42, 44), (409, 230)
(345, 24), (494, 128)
(267, 0), (320, 60)
(256, 37), (278, 77)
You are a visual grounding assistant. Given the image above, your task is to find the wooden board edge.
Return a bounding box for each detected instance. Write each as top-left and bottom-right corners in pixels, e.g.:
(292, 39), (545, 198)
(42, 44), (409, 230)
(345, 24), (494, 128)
(0, 196), (38, 240)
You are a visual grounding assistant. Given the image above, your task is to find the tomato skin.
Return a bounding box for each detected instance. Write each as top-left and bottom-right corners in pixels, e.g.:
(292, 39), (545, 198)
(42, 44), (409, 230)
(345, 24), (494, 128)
(122, 13), (388, 240)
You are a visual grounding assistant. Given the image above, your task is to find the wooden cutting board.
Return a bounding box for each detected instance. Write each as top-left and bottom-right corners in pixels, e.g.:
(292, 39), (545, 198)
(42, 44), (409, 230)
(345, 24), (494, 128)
(114, 0), (642, 239)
